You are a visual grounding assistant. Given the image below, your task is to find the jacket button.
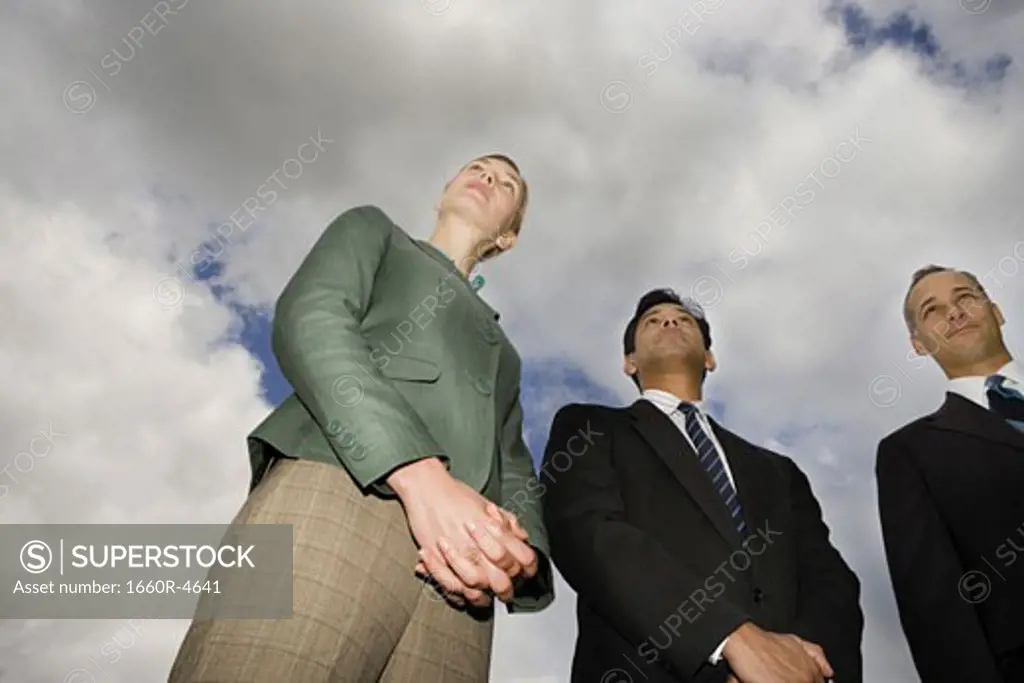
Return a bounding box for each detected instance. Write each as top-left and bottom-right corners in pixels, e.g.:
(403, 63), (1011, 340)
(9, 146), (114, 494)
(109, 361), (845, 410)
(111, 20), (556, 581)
(752, 588), (764, 604)
(472, 376), (492, 395)
(480, 321), (500, 344)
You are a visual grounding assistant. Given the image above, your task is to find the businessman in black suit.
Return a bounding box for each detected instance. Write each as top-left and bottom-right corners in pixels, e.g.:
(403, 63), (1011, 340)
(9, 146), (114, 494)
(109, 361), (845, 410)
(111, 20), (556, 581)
(877, 264), (1024, 682)
(541, 288), (863, 683)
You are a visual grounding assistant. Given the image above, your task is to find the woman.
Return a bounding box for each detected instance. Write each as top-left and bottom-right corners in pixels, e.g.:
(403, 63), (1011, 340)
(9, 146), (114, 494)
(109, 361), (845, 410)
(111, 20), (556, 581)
(168, 154), (553, 683)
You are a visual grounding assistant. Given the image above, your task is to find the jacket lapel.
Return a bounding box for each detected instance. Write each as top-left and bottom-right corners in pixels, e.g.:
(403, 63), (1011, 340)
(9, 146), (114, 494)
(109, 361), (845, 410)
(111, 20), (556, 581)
(628, 400), (741, 545)
(927, 392), (1024, 453)
(708, 419), (772, 536)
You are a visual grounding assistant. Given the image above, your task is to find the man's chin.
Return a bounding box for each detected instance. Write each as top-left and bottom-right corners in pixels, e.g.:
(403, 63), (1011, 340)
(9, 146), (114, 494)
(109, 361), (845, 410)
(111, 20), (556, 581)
(650, 349), (704, 368)
(655, 338), (696, 353)
(940, 344), (1000, 369)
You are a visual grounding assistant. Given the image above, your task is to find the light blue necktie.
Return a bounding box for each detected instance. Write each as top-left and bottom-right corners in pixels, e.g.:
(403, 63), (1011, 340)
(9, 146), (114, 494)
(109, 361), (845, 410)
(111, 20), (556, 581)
(985, 374), (1024, 431)
(678, 402), (746, 534)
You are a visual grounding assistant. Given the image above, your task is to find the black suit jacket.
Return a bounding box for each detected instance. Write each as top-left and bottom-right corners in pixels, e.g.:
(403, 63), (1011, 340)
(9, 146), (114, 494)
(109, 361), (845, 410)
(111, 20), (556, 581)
(541, 400), (863, 683)
(876, 392), (1024, 682)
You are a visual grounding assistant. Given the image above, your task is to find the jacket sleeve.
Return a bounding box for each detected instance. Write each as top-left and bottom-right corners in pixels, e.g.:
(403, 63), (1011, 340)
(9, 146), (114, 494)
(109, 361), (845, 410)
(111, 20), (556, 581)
(541, 403), (749, 679)
(271, 205), (447, 492)
(876, 435), (1004, 682)
(499, 390), (554, 614)
(783, 457), (864, 682)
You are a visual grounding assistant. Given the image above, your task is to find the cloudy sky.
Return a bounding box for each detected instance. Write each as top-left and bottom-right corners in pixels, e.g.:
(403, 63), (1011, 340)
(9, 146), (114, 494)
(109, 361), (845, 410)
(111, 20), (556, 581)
(1, 0), (1021, 680)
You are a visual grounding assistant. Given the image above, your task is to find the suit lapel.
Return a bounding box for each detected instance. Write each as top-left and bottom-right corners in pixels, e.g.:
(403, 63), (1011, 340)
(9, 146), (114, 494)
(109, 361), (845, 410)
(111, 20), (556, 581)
(708, 419), (772, 536)
(628, 400), (741, 545)
(927, 392), (1024, 452)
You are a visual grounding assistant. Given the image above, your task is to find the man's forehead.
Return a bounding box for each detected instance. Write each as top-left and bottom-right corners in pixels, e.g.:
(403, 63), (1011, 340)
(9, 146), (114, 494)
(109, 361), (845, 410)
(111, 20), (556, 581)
(911, 271), (977, 303)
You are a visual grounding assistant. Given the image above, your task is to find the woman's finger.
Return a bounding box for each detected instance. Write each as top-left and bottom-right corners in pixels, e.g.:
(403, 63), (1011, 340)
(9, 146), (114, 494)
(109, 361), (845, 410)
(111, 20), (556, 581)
(465, 521), (522, 577)
(419, 546), (468, 600)
(484, 561), (514, 602)
(437, 537), (488, 590)
(483, 520), (537, 575)
(485, 502), (529, 541)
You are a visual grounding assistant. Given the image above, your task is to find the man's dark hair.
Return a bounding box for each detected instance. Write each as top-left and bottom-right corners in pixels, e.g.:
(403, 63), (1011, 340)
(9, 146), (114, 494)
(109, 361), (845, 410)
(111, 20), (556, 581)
(622, 288), (712, 390)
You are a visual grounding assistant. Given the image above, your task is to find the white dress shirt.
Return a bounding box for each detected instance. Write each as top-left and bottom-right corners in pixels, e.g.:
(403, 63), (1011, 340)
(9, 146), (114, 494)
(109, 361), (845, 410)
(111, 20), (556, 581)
(947, 358), (1024, 409)
(641, 389), (734, 664)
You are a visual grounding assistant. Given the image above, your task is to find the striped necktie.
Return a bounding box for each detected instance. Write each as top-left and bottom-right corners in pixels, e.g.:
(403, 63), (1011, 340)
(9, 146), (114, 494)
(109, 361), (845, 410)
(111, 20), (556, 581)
(985, 374), (1024, 431)
(677, 402), (746, 534)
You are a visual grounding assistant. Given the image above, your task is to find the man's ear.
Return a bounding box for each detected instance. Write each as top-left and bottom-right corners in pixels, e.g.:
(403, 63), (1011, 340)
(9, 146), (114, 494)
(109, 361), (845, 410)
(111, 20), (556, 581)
(623, 354), (637, 378)
(910, 325), (941, 357)
(993, 302), (1005, 326)
(704, 350), (717, 373)
(910, 334), (929, 357)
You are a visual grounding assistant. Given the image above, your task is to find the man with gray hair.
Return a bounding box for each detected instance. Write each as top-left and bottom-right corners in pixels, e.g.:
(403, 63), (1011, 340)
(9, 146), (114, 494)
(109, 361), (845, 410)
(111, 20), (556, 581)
(877, 264), (1024, 682)
(542, 288), (862, 683)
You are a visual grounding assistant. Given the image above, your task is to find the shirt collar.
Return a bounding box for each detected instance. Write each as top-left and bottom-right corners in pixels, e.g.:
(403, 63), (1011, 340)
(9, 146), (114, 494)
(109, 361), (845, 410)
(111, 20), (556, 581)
(642, 388), (703, 415)
(948, 358), (1023, 407)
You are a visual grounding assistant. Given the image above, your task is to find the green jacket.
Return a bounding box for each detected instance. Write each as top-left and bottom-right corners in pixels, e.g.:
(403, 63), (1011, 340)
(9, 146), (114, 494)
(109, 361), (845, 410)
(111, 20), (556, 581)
(246, 204), (553, 613)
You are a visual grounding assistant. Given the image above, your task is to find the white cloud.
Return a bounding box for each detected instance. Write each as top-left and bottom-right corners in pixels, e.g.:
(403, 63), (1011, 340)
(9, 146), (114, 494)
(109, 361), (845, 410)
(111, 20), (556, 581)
(0, 188), (267, 681)
(2, 0), (1022, 680)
